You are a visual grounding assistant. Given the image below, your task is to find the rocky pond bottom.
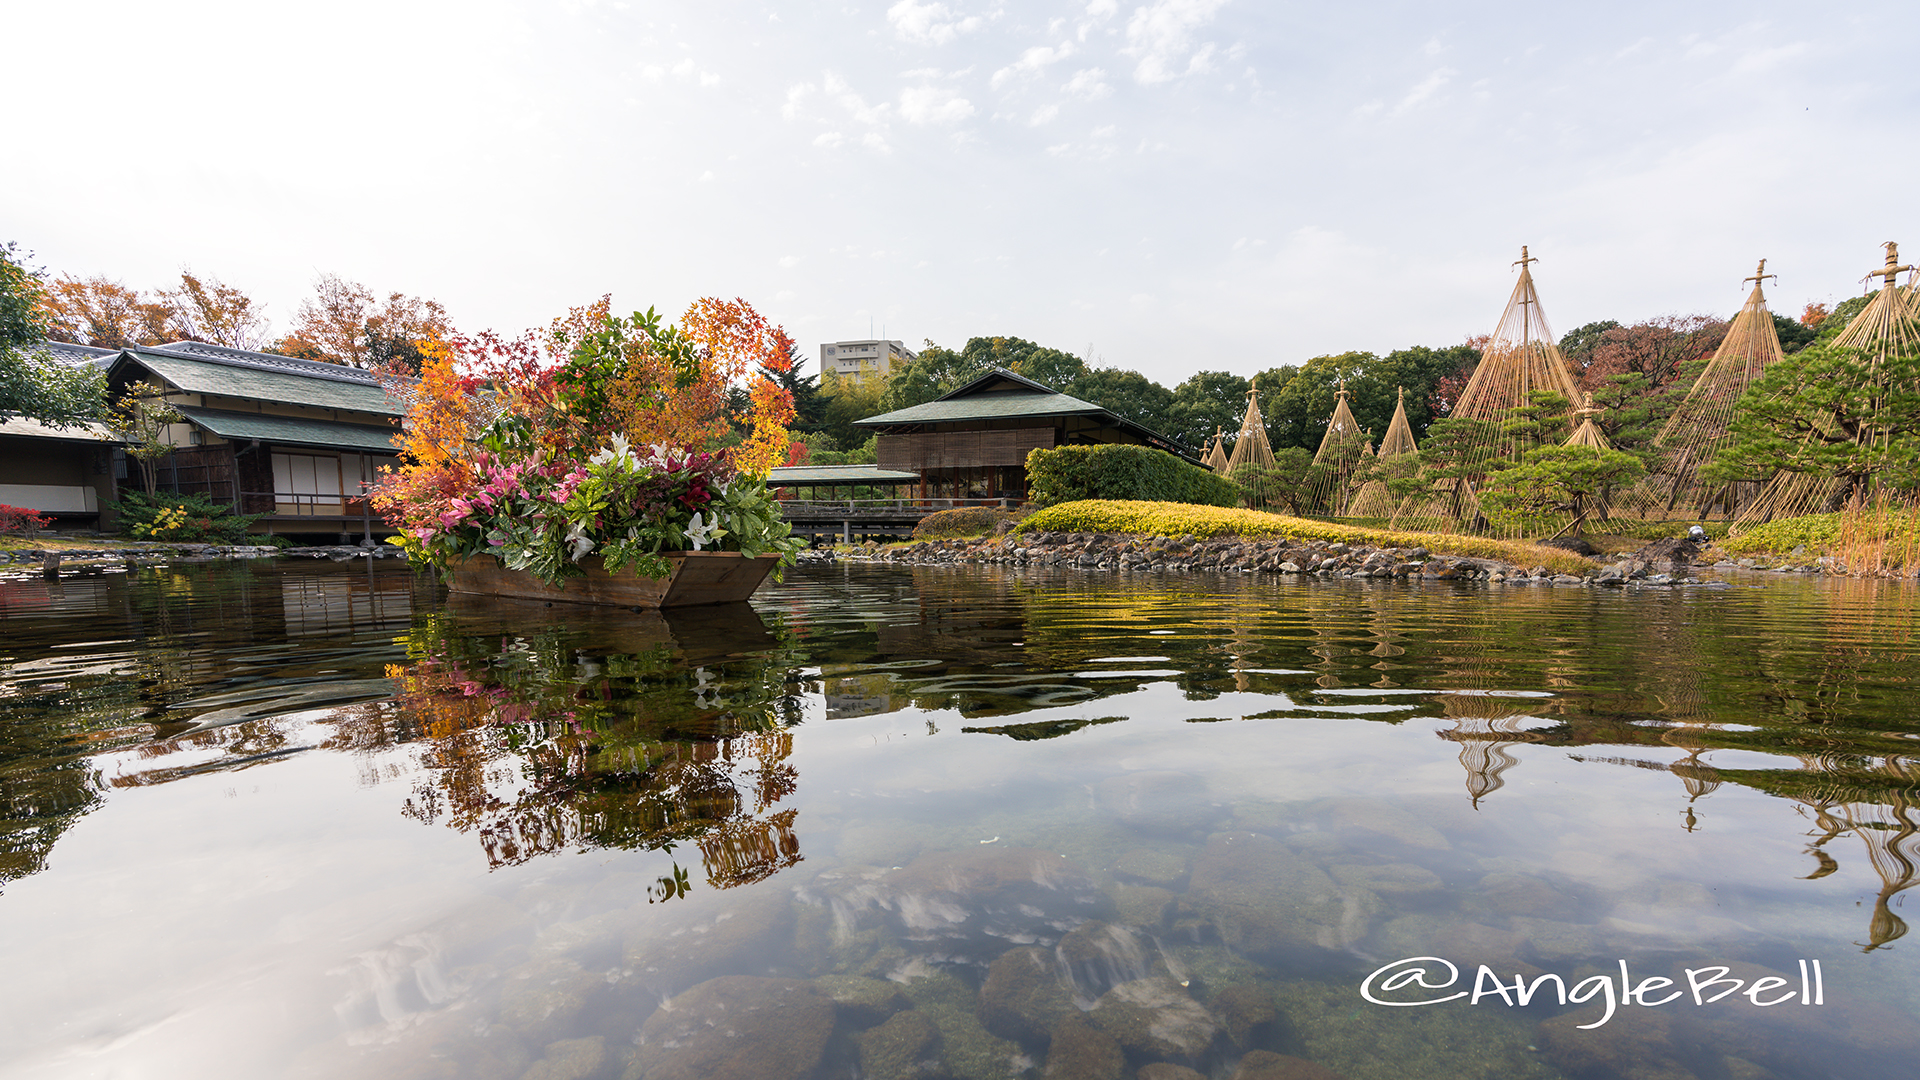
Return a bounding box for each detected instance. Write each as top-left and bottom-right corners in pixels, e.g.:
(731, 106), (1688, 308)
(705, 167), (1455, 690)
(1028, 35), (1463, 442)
(1, 559), (1917, 1080)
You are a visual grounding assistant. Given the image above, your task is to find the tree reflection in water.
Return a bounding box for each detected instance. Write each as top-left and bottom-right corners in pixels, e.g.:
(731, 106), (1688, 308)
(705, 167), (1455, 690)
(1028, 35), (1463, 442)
(359, 600), (808, 891)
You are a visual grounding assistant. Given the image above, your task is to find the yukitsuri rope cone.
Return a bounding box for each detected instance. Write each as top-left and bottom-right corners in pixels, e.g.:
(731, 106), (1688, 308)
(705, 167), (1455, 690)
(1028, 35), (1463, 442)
(1435, 247), (1585, 532)
(1732, 242), (1920, 529)
(1564, 392), (1613, 449)
(1225, 381), (1280, 506)
(1304, 381), (1369, 514)
(1633, 259), (1786, 521)
(1348, 386), (1418, 519)
(1203, 428), (1229, 474)
(1451, 246), (1584, 452)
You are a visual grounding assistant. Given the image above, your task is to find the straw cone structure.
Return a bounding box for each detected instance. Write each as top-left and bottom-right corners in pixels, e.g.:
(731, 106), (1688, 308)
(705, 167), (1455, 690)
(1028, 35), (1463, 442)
(1348, 387), (1417, 519)
(1733, 243), (1920, 528)
(1203, 428), (1229, 474)
(1305, 384), (1368, 514)
(1636, 260), (1786, 520)
(1434, 247), (1585, 531)
(1223, 383), (1279, 508)
(1378, 386), (1418, 457)
(1564, 393), (1613, 449)
(1451, 247), (1584, 456)
(1224, 382), (1277, 472)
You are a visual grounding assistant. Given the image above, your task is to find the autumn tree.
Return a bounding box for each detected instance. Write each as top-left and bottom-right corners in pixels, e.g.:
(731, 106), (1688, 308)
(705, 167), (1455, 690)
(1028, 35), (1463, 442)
(286, 273), (453, 370)
(42, 276), (177, 348)
(163, 270), (270, 349)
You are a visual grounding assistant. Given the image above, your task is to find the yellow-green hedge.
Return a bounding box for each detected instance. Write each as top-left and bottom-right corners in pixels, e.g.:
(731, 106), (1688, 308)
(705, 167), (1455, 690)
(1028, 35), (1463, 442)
(1015, 500), (1594, 574)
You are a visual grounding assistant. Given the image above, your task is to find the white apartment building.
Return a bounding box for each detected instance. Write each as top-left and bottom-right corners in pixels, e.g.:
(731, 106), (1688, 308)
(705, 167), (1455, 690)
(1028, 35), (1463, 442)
(819, 339), (916, 388)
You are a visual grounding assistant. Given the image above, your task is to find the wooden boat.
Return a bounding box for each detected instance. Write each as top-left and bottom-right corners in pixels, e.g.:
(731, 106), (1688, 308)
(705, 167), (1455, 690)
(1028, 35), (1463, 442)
(446, 551), (781, 608)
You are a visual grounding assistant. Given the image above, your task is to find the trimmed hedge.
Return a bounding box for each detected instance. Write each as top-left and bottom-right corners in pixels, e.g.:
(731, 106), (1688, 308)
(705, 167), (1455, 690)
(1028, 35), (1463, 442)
(1025, 444), (1239, 509)
(1014, 499), (1596, 575)
(913, 506), (1022, 540)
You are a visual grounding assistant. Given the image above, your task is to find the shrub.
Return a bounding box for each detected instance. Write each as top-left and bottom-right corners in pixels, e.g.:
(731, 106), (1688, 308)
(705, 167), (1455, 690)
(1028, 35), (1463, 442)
(110, 491), (262, 543)
(0, 504), (53, 534)
(1026, 444), (1239, 509)
(1014, 499), (1595, 575)
(913, 506), (1022, 540)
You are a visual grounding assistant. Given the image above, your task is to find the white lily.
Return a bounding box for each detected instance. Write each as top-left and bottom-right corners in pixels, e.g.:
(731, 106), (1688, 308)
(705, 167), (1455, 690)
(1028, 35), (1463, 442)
(684, 512), (718, 550)
(588, 433), (633, 468)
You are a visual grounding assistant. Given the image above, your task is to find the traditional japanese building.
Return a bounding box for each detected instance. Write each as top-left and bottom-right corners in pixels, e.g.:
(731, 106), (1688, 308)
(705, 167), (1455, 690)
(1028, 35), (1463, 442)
(852, 368), (1195, 502)
(103, 341), (407, 540)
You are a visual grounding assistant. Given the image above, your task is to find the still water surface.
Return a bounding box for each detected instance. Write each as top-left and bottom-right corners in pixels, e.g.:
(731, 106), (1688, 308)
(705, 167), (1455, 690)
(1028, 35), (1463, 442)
(1, 559), (1917, 1079)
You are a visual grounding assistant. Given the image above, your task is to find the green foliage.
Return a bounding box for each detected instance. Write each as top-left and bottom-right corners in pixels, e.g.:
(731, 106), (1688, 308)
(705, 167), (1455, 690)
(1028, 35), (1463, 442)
(1013, 499), (1595, 574)
(104, 383), (185, 495)
(1478, 444), (1647, 537)
(1720, 513), (1844, 556)
(1704, 340), (1920, 500)
(1065, 367), (1177, 434)
(1772, 313), (1818, 354)
(817, 378), (888, 450)
(1559, 320), (1622, 369)
(110, 491), (261, 543)
(880, 335), (1088, 412)
(1499, 390), (1572, 453)
(1, 241), (106, 429)
(1257, 346), (1470, 452)
(1025, 444), (1239, 509)
(1163, 370), (1251, 451)
(1231, 446), (1314, 513)
(912, 506), (1022, 540)
(1587, 372), (1660, 455)
(1812, 295), (1873, 346)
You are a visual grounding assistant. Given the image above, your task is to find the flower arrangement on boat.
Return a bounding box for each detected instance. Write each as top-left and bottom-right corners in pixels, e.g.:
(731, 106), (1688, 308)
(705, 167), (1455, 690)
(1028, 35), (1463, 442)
(369, 297), (806, 587)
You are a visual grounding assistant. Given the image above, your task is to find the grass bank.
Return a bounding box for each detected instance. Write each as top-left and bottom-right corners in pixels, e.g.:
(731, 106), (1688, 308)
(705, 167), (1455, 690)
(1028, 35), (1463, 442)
(1015, 500), (1596, 575)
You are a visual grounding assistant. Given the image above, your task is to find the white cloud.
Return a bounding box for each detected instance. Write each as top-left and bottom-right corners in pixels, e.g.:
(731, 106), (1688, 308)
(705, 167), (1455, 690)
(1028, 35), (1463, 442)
(887, 1), (984, 46)
(823, 72), (892, 126)
(991, 42), (1076, 88)
(899, 85), (975, 125)
(1085, 0), (1118, 18)
(1393, 67), (1456, 113)
(1062, 67), (1113, 101)
(1030, 104), (1060, 126)
(1124, 0), (1229, 84)
(778, 255), (802, 268)
(813, 131), (845, 148)
(782, 83), (812, 120)
(640, 64), (665, 82)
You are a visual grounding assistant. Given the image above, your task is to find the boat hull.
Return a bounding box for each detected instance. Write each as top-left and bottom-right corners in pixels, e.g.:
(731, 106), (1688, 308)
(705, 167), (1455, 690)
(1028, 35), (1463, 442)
(446, 551), (780, 608)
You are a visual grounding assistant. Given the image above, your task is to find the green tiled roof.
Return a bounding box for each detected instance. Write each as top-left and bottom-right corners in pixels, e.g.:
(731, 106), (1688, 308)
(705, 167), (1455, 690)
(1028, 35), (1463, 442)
(768, 465), (920, 484)
(121, 350), (403, 416)
(853, 390), (1108, 427)
(176, 407), (402, 453)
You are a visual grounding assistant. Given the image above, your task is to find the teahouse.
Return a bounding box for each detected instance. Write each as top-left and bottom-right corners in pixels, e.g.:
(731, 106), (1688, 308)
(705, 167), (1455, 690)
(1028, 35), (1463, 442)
(853, 368), (1195, 502)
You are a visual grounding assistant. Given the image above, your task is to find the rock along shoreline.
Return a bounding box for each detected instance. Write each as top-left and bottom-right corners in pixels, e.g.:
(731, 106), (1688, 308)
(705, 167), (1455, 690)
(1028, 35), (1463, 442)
(804, 531), (1827, 589)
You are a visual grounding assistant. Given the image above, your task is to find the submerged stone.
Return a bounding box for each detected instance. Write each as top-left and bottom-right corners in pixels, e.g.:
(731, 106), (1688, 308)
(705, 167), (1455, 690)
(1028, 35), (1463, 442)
(1113, 848), (1188, 887)
(976, 945), (1074, 1043)
(896, 968), (1028, 1080)
(1230, 1050), (1349, 1080)
(856, 1009), (948, 1080)
(1058, 921), (1160, 1000)
(1326, 861), (1445, 897)
(626, 976), (833, 1080)
(813, 973), (910, 1027)
(1185, 832), (1372, 957)
(1088, 975), (1220, 1061)
(1044, 1014), (1125, 1080)
(521, 1035), (607, 1080)
(797, 847), (1110, 964)
(1109, 884), (1175, 929)
(495, 957), (605, 1044)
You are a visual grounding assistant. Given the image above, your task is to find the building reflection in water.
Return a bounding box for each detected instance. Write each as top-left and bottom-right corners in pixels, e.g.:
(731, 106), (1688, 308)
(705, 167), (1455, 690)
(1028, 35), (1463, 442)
(362, 600), (808, 892)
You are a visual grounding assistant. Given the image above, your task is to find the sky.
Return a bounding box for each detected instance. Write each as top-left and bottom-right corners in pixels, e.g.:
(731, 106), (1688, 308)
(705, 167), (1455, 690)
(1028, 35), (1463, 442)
(7, 0), (1918, 386)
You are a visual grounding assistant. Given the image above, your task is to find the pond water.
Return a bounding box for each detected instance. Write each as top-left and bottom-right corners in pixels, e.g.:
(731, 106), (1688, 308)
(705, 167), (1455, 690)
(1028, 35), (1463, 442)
(1, 559), (1917, 1080)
